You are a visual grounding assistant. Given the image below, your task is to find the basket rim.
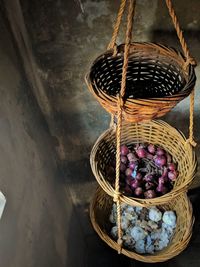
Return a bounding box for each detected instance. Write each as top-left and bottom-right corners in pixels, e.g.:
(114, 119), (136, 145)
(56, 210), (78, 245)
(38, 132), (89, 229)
(90, 186), (194, 263)
(86, 42), (196, 103)
(90, 120), (197, 207)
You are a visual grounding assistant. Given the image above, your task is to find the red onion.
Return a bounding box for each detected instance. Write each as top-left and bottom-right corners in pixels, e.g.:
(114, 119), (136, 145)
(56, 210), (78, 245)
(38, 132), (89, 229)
(136, 147), (147, 158)
(144, 190), (156, 199)
(135, 172), (143, 181)
(134, 187), (143, 196)
(156, 147), (165, 156)
(127, 152), (138, 162)
(129, 161), (136, 170)
(145, 182), (155, 190)
(144, 174), (154, 182)
(120, 145), (129, 156)
(130, 179), (141, 189)
(124, 185), (132, 196)
(156, 184), (168, 195)
(125, 176), (132, 185)
(125, 168), (132, 177)
(121, 155), (128, 164)
(146, 153), (154, 160)
(168, 163), (176, 171)
(168, 170), (178, 181)
(166, 153), (172, 163)
(120, 163), (126, 173)
(154, 155), (167, 167)
(158, 176), (165, 184)
(147, 144), (156, 154)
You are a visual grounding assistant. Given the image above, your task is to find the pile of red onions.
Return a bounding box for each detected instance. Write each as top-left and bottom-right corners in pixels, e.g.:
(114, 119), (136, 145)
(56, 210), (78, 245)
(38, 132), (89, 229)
(106, 143), (178, 199)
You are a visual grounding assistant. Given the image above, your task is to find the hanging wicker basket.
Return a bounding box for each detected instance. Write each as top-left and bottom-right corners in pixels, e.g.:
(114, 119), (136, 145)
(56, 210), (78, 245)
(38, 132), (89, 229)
(90, 120), (197, 206)
(90, 186), (194, 263)
(86, 42), (196, 122)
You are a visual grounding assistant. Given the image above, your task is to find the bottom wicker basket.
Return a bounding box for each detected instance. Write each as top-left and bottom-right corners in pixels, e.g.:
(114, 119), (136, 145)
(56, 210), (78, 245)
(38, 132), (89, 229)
(90, 187), (194, 263)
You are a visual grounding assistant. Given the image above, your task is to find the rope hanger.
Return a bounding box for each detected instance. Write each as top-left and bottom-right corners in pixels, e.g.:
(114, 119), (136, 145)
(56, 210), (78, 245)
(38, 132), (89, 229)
(111, 0), (197, 253)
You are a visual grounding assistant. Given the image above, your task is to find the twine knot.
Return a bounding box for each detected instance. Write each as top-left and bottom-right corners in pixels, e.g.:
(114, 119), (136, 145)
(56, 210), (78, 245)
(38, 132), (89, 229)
(113, 191), (121, 202)
(184, 57), (197, 70)
(186, 138), (197, 147)
(117, 238), (123, 254)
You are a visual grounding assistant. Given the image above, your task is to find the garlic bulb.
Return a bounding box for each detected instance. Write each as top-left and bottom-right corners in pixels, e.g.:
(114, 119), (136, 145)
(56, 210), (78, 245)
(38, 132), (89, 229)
(162, 211), (176, 227)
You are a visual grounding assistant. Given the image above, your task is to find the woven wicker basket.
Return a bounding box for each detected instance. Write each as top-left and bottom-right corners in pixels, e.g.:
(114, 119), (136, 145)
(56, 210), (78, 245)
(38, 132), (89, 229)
(86, 42), (196, 122)
(90, 186), (194, 263)
(90, 120), (197, 206)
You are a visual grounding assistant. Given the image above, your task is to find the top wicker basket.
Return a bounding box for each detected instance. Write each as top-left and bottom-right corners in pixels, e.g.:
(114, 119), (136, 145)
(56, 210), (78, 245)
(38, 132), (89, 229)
(86, 42), (196, 122)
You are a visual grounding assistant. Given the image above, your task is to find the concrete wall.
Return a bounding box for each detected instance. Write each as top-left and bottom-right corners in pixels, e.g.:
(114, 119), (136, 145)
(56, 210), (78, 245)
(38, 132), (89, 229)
(0, 12), (88, 267)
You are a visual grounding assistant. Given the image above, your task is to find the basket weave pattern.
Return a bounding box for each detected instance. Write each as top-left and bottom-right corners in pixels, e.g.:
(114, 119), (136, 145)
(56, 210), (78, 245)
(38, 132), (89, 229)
(90, 187), (194, 263)
(86, 43), (196, 122)
(90, 120), (197, 206)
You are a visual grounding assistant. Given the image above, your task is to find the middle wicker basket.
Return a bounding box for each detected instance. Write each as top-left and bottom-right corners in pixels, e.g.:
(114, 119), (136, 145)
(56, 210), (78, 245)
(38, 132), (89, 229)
(90, 120), (197, 206)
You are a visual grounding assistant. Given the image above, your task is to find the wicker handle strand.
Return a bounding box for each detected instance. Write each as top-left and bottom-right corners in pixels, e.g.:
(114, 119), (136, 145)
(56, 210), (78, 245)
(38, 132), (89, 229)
(115, 0), (135, 254)
(165, 0), (196, 67)
(107, 0), (127, 50)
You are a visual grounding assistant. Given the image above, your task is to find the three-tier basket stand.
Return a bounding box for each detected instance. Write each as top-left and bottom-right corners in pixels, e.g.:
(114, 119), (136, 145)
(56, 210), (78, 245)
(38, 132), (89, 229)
(85, 0), (197, 262)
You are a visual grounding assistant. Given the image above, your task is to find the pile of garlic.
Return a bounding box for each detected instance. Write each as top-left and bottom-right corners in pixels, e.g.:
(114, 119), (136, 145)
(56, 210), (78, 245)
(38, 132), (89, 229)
(109, 203), (176, 254)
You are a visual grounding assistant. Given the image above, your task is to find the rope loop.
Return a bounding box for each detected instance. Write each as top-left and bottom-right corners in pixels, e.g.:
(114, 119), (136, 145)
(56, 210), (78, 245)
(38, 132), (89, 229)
(113, 191), (121, 202)
(117, 238), (123, 254)
(184, 57), (197, 70)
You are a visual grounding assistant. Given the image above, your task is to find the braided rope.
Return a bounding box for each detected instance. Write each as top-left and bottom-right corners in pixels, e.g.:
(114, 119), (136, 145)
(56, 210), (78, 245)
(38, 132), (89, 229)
(165, 0), (196, 145)
(188, 90), (196, 146)
(165, 0), (196, 66)
(107, 0), (127, 50)
(115, 0), (135, 254)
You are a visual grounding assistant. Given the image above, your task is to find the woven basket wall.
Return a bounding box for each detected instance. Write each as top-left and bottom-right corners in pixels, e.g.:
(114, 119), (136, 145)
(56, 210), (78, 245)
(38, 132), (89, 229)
(90, 120), (197, 206)
(86, 43), (196, 122)
(90, 187), (194, 263)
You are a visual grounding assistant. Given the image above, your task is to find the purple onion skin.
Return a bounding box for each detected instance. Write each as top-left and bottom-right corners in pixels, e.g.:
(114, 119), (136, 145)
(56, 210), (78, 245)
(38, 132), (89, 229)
(147, 144), (156, 154)
(125, 176), (132, 185)
(144, 190), (156, 199)
(135, 172), (143, 181)
(158, 176), (166, 184)
(121, 155), (128, 164)
(120, 145), (129, 156)
(136, 148), (147, 158)
(125, 168), (132, 177)
(120, 163), (126, 173)
(166, 153), (172, 163)
(156, 184), (168, 195)
(146, 153), (154, 160)
(144, 174), (154, 182)
(145, 182), (155, 190)
(168, 170), (178, 181)
(127, 152), (138, 162)
(154, 155), (167, 167)
(134, 187), (143, 196)
(129, 161), (136, 170)
(156, 148), (165, 156)
(124, 185), (132, 196)
(130, 179), (141, 189)
(168, 163), (176, 171)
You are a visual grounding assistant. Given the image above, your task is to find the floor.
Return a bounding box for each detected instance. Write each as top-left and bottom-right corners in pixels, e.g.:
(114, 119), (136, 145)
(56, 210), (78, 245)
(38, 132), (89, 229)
(0, 0), (200, 266)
